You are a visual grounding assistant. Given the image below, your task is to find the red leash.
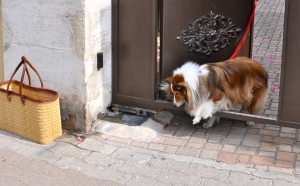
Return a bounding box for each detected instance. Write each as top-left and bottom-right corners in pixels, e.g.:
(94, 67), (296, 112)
(229, 0), (258, 59)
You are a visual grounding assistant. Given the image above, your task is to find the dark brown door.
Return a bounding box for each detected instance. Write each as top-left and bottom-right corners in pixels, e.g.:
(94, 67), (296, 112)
(112, 0), (161, 110)
(161, 0), (253, 79)
(280, 0), (300, 123)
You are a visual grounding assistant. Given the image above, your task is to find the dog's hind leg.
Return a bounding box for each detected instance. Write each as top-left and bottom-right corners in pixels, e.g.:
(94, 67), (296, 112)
(202, 116), (220, 128)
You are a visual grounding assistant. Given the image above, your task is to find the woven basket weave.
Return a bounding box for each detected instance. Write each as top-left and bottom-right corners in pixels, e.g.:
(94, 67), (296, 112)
(0, 56), (62, 144)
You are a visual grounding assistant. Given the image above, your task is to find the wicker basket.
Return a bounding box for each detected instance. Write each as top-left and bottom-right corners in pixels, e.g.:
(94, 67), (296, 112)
(0, 56), (62, 144)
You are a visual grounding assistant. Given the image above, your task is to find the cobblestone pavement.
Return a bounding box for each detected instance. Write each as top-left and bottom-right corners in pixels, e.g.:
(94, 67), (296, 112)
(1, 0), (298, 186)
(252, 0), (285, 119)
(0, 149), (120, 186)
(1, 125), (300, 186)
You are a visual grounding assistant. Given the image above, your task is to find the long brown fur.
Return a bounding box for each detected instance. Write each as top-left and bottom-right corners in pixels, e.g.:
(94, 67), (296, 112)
(161, 57), (268, 126)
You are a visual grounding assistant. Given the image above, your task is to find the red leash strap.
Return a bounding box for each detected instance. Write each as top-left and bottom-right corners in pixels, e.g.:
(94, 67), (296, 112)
(229, 0), (258, 59)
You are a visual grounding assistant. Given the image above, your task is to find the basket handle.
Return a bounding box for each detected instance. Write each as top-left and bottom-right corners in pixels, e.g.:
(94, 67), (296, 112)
(6, 56), (44, 104)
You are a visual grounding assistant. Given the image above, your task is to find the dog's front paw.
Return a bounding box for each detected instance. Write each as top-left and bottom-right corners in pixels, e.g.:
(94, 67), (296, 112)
(192, 117), (201, 125)
(202, 117), (217, 128)
(246, 121), (255, 126)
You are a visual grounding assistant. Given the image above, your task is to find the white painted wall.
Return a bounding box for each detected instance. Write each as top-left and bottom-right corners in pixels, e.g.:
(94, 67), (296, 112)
(85, 0), (112, 129)
(2, 0), (112, 132)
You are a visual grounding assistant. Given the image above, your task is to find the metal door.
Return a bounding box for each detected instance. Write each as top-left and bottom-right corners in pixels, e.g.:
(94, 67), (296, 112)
(160, 0), (253, 79)
(112, 0), (300, 128)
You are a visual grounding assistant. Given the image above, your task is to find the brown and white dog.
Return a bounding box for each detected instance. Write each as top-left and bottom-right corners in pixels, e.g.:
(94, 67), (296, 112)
(161, 57), (268, 128)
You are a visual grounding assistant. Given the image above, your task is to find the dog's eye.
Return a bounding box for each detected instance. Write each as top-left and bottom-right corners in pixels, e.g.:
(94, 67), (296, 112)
(175, 86), (183, 91)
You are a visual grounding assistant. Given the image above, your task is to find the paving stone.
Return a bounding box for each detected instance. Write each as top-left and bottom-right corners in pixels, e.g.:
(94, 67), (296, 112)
(241, 140), (261, 148)
(54, 156), (97, 173)
(154, 111), (174, 124)
(281, 127), (297, 134)
(230, 127), (247, 134)
(148, 156), (189, 171)
(236, 146), (257, 155)
(188, 135), (207, 144)
(258, 151), (275, 157)
(205, 143), (222, 150)
(163, 137), (187, 146)
(83, 152), (124, 168)
(251, 156), (274, 166)
(280, 133), (296, 139)
(184, 163), (230, 181)
(206, 129), (228, 137)
(156, 168), (202, 185)
(217, 152), (237, 164)
(89, 165), (132, 184)
(260, 142), (278, 152)
(126, 175), (168, 186)
(208, 136), (223, 143)
(49, 142), (90, 159)
(293, 142), (300, 153)
(152, 136), (166, 144)
(200, 149), (219, 160)
(113, 148), (152, 162)
(193, 128), (207, 135)
(201, 178), (232, 186)
(225, 172), (272, 186)
(276, 152), (295, 161)
(77, 138), (118, 155)
(222, 144), (237, 153)
(118, 160), (161, 178)
(176, 146), (200, 157)
(278, 144), (293, 152)
(272, 179), (299, 186)
(175, 127), (195, 139)
(164, 145), (178, 153)
(226, 132), (245, 139)
(22, 147), (61, 164)
(259, 129), (279, 136)
(0, 139), (31, 154)
(221, 138), (242, 145)
(131, 141), (148, 148)
(148, 143), (166, 151)
(110, 136), (133, 145)
(268, 166), (294, 175)
(244, 134), (262, 142)
(186, 142), (204, 149)
(275, 160), (294, 168)
(121, 114), (148, 126)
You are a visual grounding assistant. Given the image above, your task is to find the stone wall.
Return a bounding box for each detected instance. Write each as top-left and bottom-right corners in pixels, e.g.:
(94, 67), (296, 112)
(2, 0), (112, 132)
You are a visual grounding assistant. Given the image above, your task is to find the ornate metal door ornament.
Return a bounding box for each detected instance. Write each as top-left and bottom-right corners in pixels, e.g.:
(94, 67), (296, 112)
(176, 11), (241, 56)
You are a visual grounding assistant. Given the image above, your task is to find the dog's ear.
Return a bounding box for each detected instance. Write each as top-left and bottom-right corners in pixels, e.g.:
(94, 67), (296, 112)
(182, 87), (188, 102)
(181, 85), (194, 110)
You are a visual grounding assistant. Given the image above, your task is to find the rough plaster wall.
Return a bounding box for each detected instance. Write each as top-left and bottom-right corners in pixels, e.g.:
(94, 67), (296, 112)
(85, 0), (112, 127)
(2, 0), (88, 131)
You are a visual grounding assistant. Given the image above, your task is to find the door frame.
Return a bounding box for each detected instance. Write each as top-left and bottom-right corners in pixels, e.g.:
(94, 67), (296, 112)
(0, 0), (3, 81)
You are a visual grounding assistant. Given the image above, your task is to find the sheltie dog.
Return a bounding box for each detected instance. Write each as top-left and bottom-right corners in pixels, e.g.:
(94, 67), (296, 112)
(161, 57), (268, 128)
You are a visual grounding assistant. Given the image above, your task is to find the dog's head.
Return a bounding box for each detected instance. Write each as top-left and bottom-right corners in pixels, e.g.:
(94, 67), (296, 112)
(161, 74), (190, 107)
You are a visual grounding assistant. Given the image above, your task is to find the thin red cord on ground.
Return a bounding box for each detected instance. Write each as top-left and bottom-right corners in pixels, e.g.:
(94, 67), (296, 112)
(229, 0), (258, 59)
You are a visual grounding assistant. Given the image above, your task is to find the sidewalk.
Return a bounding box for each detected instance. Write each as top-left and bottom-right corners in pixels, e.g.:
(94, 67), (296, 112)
(0, 149), (120, 186)
(0, 127), (299, 186)
(1, 0), (299, 185)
